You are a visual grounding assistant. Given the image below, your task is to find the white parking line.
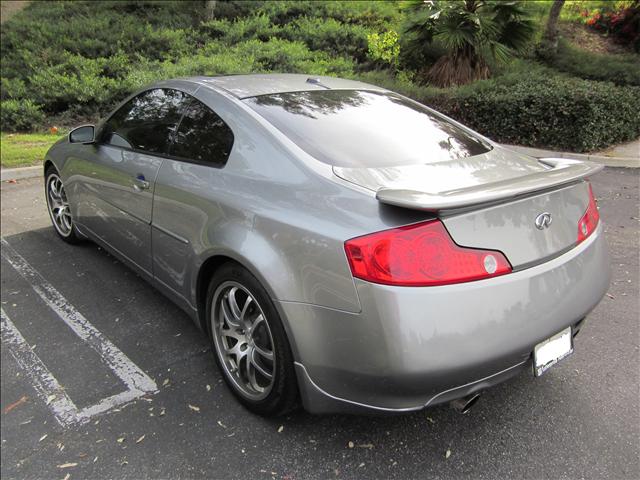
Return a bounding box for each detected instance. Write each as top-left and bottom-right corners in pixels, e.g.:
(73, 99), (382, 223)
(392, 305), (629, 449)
(0, 238), (157, 427)
(1, 309), (77, 426)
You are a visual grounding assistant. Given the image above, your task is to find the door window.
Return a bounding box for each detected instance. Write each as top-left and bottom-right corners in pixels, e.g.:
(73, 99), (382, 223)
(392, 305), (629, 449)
(171, 99), (235, 167)
(101, 89), (189, 154)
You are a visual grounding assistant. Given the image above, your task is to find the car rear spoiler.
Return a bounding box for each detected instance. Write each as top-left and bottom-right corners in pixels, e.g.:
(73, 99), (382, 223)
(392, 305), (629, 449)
(375, 158), (603, 213)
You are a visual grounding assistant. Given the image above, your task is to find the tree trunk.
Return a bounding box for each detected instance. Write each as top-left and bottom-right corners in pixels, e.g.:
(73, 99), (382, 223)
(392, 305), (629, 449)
(541, 0), (565, 54)
(205, 0), (216, 21)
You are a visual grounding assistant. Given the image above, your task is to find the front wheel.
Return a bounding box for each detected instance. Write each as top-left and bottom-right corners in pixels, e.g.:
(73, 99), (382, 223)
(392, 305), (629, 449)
(45, 167), (82, 244)
(207, 263), (298, 416)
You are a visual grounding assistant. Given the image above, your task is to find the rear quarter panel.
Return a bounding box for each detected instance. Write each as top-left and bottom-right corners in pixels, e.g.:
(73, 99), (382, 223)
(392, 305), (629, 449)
(152, 88), (408, 326)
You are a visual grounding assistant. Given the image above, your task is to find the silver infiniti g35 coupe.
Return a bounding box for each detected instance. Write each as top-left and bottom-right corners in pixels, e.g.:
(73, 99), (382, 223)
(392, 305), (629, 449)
(44, 74), (610, 416)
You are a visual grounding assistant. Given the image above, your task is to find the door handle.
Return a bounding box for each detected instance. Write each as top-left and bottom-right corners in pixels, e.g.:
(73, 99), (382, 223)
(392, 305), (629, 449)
(133, 174), (150, 192)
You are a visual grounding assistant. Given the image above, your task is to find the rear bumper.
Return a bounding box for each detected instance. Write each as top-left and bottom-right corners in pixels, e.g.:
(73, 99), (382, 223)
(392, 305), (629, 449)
(279, 224), (610, 414)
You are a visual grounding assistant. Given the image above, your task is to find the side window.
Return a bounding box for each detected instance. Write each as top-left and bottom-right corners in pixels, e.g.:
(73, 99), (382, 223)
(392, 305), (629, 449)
(101, 89), (189, 154)
(171, 99), (235, 167)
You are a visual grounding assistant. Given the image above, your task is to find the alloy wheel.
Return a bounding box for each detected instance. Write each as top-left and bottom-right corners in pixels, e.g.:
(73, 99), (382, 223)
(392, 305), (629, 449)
(211, 281), (276, 401)
(46, 173), (73, 237)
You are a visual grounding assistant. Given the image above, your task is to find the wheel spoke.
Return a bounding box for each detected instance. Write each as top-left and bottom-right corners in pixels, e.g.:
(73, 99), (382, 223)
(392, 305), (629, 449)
(245, 353), (261, 392)
(228, 287), (242, 320)
(250, 349), (273, 379)
(220, 297), (241, 328)
(253, 342), (273, 361)
(249, 313), (264, 336)
(240, 295), (252, 322)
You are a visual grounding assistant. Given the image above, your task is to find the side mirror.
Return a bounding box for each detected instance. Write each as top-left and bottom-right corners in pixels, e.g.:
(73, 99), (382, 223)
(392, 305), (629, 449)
(69, 125), (95, 144)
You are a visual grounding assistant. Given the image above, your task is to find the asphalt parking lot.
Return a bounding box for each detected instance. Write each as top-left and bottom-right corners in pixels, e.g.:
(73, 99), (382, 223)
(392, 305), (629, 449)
(1, 168), (638, 480)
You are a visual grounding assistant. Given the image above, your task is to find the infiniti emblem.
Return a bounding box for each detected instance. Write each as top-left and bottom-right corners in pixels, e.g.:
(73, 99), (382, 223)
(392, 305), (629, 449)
(535, 212), (553, 230)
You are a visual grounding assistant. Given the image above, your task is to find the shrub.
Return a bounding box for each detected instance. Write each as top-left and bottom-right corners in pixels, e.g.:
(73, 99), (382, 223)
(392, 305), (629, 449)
(199, 15), (280, 44)
(229, 39), (355, 75)
(256, 1), (400, 29)
(0, 77), (27, 100)
(439, 74), (640, 152)
(281, 17), (371, 61)
(1, 99), (46, 131)
(367, 30), (401, 67)
(550, 40), (640, 86)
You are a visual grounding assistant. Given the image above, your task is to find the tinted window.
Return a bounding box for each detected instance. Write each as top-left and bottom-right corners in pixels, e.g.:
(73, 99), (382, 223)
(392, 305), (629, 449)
(244, 90), (491, 168)
(101, 89), (189, 154)
(171, 99), (235, 166)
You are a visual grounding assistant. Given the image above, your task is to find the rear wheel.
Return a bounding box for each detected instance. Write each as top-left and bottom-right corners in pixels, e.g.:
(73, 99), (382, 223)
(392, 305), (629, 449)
(45, 167), (82, 244)
(207, 263), (298, 416)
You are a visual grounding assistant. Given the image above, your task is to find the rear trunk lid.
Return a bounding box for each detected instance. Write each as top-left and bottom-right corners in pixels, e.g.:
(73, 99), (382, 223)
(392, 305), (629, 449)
(334, 146), (600, 268)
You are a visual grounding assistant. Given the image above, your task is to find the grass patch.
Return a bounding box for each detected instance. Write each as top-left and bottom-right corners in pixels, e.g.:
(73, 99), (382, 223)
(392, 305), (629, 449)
(1, 132), (64, 168)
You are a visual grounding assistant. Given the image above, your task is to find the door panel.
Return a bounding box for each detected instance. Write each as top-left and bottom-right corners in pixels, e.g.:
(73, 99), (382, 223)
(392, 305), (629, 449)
(71, 87), (191, 274)
(79, 145), (163, 274)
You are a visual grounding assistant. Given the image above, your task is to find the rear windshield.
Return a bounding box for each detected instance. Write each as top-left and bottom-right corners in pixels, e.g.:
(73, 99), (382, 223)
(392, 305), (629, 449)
(244, 90), (491, 168)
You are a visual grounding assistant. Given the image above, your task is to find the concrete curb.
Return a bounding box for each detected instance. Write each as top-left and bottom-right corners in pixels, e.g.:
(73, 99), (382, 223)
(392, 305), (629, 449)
(501, 144), (639, 168)
(1, 165), (42, 182)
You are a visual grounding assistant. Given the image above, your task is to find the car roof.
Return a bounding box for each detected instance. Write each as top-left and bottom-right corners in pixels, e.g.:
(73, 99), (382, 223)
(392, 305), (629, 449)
(184, 73), (386, 99)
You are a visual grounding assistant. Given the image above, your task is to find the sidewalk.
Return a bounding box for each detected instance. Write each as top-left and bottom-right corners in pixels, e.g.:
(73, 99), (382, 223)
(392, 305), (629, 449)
(596, 138), (640, 160)
(500, 140), (639, 168)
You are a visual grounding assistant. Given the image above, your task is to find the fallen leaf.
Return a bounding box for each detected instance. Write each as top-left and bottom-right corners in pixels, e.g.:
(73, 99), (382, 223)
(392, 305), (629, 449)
(606, 293), (615, 299)
(117, 437), (125, 443)
(426, 416), (435, 424)
(277, 425), (284, 433)
(358, 463), (365, 468)
(358, 443), (374, 449)
(136, 435), (145, 444)
(39, 434), (47, 442)
(46, 395), (56, 405)
(57, 463), (77, 469)
(445, 449), (451, 459)
(93, 457), (98, 463)
(3, 396), (28, 414)
(348, 441), (354, 448)
(206, 385), (211, 392)
(188, 404), (200, 412)
(162, 379), (170, 386)
(63, 474), (70, 480)
(159, 408), (166, 416)
(217, 420), (227, 429)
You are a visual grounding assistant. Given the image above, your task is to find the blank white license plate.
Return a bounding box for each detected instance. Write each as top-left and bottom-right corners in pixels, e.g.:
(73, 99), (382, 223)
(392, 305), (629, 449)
(533, 327), (573, 377)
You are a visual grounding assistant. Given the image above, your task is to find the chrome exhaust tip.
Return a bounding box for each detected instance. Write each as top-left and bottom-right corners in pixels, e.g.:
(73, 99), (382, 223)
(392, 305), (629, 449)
(450, 393), (481, 414)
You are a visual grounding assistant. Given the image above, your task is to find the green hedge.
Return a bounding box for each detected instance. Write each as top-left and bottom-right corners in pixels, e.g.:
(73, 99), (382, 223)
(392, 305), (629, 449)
(439, 76), (640, 152)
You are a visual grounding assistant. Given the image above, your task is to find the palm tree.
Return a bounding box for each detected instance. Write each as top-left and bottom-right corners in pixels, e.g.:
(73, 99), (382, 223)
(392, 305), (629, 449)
(404, 0), (536, 87)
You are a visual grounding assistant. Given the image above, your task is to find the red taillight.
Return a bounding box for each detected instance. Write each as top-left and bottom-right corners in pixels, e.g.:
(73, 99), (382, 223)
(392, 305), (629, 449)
(344, 220), (512, 287)
(577, 183), (600, 243)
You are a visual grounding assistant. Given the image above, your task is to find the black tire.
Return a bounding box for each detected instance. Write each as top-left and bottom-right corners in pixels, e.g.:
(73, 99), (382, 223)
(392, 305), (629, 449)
(45, 166), (83, 244)
(206, 262), (298, 416)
